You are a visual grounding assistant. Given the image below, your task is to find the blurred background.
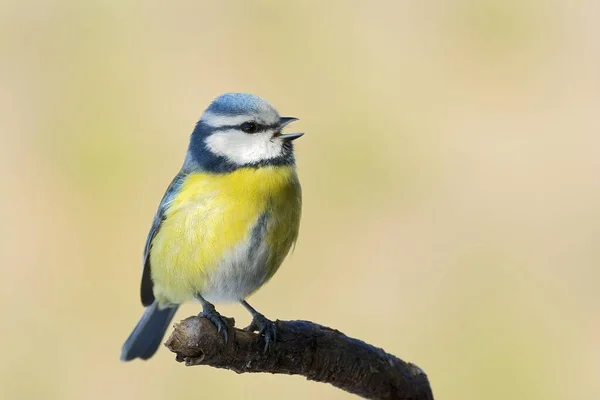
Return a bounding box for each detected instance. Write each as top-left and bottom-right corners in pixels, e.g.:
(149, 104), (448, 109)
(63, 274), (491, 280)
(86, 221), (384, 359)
(1, 1), (599, 399)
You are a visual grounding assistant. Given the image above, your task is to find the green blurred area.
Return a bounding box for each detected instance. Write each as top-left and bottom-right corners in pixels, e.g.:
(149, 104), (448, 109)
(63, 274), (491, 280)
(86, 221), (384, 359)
(1, 1), (599, 399)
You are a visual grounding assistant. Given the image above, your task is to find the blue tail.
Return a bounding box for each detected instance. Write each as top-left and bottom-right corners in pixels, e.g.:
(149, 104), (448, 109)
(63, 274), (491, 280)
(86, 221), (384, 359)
(121, 302), (179, 361)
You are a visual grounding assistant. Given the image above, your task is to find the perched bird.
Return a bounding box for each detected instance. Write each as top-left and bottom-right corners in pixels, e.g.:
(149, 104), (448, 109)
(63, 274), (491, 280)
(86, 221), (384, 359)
(121, 93), (303, 361)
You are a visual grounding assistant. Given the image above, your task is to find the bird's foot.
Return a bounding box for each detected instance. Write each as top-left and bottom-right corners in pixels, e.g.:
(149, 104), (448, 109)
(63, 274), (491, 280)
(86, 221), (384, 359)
(199, 304), (229, 344)
(244, 312), (277, 352)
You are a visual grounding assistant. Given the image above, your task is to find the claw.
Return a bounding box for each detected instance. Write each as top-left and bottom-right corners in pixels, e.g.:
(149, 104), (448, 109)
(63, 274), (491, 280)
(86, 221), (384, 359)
(199, 306), (229, 344)
(244, 313), (277, 353)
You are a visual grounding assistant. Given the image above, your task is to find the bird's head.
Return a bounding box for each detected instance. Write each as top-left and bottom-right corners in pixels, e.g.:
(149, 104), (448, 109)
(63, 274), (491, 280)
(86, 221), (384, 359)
(186, 93), (303, 172)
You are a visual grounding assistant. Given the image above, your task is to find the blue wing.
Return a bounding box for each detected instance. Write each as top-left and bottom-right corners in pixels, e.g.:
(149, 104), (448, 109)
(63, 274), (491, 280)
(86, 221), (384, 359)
(140, 170), (188, 306)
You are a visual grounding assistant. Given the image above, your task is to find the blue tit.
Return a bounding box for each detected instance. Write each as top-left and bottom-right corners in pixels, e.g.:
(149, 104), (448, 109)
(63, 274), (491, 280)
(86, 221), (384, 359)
(121, 93), (303, 361)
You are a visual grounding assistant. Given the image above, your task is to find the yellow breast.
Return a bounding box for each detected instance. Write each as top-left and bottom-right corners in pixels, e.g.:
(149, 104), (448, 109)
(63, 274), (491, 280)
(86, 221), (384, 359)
(150, 166), (301, 305)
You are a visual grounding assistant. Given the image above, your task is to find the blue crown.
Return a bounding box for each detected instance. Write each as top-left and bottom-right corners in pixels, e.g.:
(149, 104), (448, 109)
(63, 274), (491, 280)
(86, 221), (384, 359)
(206, 93), (277, 116)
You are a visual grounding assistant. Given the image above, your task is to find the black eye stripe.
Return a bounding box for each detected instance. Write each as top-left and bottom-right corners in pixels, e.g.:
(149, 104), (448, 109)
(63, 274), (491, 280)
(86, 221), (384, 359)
(240, 121), (258, 133)
(251, 123), (279, 132)
(210, 122), (281, 132)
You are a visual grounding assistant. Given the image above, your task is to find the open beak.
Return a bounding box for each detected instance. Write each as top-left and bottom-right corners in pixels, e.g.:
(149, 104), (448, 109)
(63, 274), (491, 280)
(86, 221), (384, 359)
(277, 117), (304, 141)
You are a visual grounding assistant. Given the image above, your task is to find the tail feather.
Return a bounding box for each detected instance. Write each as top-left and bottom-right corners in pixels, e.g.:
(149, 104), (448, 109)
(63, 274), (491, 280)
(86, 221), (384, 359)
(121, 302), (178, 361)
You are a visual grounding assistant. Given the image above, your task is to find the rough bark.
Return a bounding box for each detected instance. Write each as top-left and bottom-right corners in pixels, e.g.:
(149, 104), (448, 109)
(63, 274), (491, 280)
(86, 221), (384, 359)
(165, 316), (434, 400)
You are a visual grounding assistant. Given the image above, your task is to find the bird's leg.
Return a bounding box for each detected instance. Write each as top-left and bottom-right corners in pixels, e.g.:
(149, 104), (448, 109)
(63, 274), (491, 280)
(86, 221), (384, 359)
(241, 300), (277, 352)
(196, 294), (228, 343)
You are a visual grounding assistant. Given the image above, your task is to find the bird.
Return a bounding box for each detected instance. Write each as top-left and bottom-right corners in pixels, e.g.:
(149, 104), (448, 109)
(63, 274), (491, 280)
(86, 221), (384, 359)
(121, 93), (303, 361)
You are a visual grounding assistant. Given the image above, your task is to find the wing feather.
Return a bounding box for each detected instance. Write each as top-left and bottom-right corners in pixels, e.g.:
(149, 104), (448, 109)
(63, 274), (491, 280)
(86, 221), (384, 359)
(140, 171), (188, 306)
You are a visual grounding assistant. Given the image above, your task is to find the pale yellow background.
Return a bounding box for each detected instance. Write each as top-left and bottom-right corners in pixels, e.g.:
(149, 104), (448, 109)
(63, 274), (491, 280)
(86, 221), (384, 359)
(1, 1), (599, 399)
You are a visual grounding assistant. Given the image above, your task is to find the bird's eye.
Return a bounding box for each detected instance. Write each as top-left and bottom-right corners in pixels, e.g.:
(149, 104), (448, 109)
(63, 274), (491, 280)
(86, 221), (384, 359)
(240, 122), (258, 134)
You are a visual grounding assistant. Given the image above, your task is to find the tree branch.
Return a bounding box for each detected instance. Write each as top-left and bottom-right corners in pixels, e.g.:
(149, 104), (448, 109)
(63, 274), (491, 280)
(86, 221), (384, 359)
(165, 316), (434, 400)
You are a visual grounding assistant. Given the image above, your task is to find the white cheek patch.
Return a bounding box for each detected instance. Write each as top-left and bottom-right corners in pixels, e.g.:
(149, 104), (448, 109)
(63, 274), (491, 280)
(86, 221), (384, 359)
(205, 129), (283, 165)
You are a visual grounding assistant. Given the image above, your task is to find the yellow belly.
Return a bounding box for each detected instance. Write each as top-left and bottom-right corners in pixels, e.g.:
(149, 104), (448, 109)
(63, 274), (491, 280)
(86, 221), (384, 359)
(149, 166), (301, 305)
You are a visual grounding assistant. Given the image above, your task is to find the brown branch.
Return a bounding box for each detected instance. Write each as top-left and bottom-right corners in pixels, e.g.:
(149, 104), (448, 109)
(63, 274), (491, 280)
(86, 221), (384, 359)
(165, 316), (434, 400)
